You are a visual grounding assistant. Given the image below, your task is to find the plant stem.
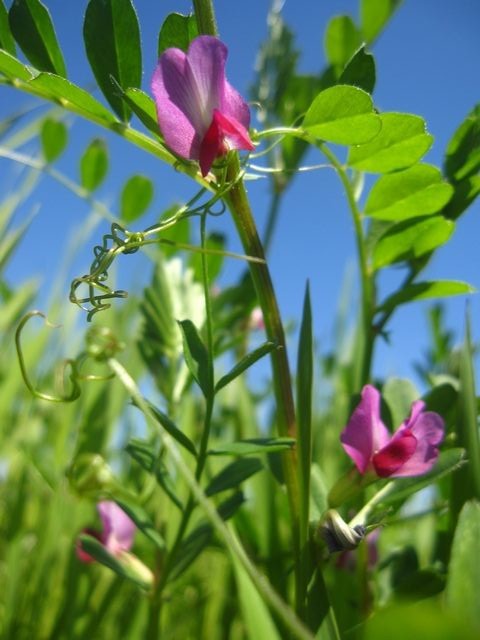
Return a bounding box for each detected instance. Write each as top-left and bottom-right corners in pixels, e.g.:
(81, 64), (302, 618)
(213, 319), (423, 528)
(192, 0), (218, 36)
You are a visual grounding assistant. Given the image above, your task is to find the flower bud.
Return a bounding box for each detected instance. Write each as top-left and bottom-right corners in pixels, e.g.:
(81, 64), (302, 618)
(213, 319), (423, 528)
(67, 453), (116, 497)
(85, 326), (125, 361)
(319, 509), (366, 554)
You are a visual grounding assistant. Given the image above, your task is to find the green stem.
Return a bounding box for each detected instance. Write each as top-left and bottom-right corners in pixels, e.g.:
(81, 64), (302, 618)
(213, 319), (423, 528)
(263, 190), (282, 255)
(223, 155), (303, 601)
(315, 143), (374, 387)
(108, 358), (316, 640)
(193, 0), (218, 36)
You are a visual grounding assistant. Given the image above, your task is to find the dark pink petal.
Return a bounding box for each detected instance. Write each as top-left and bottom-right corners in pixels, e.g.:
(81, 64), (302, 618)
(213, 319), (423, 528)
(340, 385), (390, 474)
(389, 406), (444, 477)
(213, 109), (254, 152)
(372, 430), (417, 477)
(98, 501), (136, 555)
(199, 110), (254, 176)
(199, 111), (224, 176)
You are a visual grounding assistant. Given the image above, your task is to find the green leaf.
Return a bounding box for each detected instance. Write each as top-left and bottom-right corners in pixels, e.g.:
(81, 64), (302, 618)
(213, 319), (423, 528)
(205, 458), (263, 497)
(120, 175), (154, 223)
(348, 113), (433, 173)
(169, 493), (244, 582)
(146, 402), (197, 457)
(40, 117), (67, 163)
(0, 0), (15, 56)
(451, 314), (480, 514)
(324, 15), (361, 71)
(177, 319), (211, 396)
(296, 283), (313, 550)
(372, 215), (454, 269)
(78, 535), (152, 589)
(115, 499), (166, 550)
(122, 87), (160, 136)
(125, 437), (184, 510)
(377, 280), (476, 314)
(365, 164), (453, 221)
(372, 448), (466, 510)
(83, 0), (142, 122)
(445, 501), (480, 628)
(209, 438), (295, 457)
(215, 341), (277, 393)
(444, 105), (480, 183)
(339, 45), (376, 94)
(29, 73), (116, 125)
(232, 555), (282, 640)
(9, 0), (66, 75)
(0, 49), (32, 80)
(360, 0), (402, 44)
(80, 138), (109, 192)
(383, 378), (418, 428)
(158, 12), (198, 55)
(444, 175), (480, 221)
(303, 84), (381, 145)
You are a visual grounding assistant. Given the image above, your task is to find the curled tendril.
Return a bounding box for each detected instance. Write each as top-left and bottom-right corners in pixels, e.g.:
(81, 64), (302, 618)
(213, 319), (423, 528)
(15, 313), (125, 401)
(15, 311), (81, 402)
(70, 173), (243, 320)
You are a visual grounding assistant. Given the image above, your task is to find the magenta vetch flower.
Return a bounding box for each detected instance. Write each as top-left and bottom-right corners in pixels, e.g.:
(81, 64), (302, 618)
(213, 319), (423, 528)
(151, 35), (254, 177)
(77, 500), (136, 563)
(340, 385), (444, 478)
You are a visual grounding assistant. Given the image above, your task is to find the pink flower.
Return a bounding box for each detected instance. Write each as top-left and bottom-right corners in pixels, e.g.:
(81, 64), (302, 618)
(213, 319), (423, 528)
(77, 501), (136, 563)
(151, 35), (254, 177)
(340, 385), (444, 478)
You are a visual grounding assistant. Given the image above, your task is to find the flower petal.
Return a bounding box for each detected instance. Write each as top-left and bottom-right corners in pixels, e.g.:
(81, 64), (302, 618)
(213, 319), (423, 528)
(388, 404), (444, 477)
(221, 79), (251, 129)
(98, 501), (136, 554)
(151, 48), (200, 160)
(199, 112), (224, 177)
(340, 385), (390, 474)
(372, 430), (417, 477)
(213, 109), (254, 152)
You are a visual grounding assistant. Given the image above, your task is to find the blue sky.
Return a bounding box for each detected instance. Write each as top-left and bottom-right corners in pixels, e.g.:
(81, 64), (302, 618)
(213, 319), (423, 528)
(1, 0), (479, 386)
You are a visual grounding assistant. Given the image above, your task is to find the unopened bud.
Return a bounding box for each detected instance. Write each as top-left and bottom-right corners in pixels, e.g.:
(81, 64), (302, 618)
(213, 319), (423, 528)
(86, 326), (125, 361)
(67, 453), (115, 497)
(319, 509), (366, 554)
(119, 551), (155, 590)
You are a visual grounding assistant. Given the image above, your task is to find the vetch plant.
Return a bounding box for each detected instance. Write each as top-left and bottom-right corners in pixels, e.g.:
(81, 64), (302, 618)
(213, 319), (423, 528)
(1, 0), (479, 638)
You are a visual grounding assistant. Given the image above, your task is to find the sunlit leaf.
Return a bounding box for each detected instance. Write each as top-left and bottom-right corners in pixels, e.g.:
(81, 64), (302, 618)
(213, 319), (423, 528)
(122, 87), (160, 136)
(115, 499), (166, 549)
(158, 12), (198, 55)
(80, 138), (109, 192)
(0, 49), (32, 80)
(443, 175), (480, 221)
(324, 15), (361, 71)
(303, 84), (381, 145)
(365, 164), (453, 220)
(0, 0), (15, 56)
(360, 0), (402, 44)
(339, 45), (376, 94)
(189, 232), (225, 283)
(9, 0), (66, 76)
(348, 113), (433, 172)
(83, 0), (142, 121)
(377, 280), (475, 314)
(145, 403), (197, 457)
(40, 117), (67, 163)
(120, 175), (154, 223)
(372, 215), (454, 269)
(29, 73), (116, 125)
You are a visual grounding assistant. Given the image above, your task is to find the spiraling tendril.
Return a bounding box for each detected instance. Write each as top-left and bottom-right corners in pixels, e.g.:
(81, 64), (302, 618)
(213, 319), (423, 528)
(69, 172), (244, 321)
(15, 312), (123, 402)
(15, 311), (81, 402)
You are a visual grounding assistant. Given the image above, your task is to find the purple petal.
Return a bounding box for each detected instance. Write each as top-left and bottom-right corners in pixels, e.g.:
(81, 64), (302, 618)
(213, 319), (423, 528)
(389, 405), (444, 477)
(340, 385), (390, 474)
(221, 80), (251, 129)
(151, 36), (228, 162)
(98, 501), (136, 554)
